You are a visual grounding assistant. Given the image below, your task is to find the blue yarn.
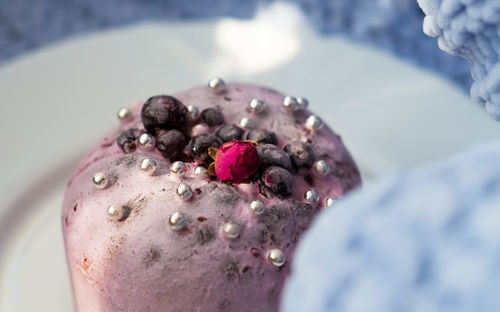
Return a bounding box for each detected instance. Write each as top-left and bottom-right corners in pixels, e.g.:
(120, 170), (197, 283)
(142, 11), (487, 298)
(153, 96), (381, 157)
(417, 0), (500, 119)
(282, 141), (500, 312)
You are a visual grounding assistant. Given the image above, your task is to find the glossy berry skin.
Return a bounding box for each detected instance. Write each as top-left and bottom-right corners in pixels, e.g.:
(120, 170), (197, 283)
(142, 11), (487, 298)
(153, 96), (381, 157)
(214, 140), (260, 183)
(284, 142), (315, 174)
(246, 129), (277, 145)
(259, 166), (295, 198)
(117, 129), (137, 153)
(155, 129), (186, 160)
(188, 133), (222, 164)
(200, 108), (224, 127)
(256, 144), (291, 170)
(141, 95), (188, 132)
(216, 124), (244, 142)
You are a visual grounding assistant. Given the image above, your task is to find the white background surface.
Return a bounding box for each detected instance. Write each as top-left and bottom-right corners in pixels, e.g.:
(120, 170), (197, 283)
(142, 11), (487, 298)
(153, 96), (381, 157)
(1, 5), (499, 311)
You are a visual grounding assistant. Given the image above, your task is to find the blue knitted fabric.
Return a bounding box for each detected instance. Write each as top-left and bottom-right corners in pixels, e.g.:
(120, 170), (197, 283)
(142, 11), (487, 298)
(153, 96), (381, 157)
(418, 0), (500, 119)
(282, 141), (500, 312)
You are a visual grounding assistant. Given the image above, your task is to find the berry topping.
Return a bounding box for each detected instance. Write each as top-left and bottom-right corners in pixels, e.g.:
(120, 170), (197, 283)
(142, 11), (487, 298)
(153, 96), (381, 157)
(190, 124), (211, 137)
(117, 129), (137, 153)
(214, 140), (259, 183)
(188, 133), (222, 164)
(246, 129), (278, 145)
(200, 108), (224, 127)
(155, 129), (186, 160)
(284, 142), (315, 174)
(216, 124), (244, 142)
(256, 144), (291, 169)
(141, 95), (188, 132)
(259, 166), (295, 197)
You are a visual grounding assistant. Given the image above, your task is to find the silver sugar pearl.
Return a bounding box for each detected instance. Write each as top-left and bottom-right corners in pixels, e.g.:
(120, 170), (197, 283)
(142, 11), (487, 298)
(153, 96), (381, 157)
(139, 158), (157, 175)
(168, 211), (185, 230)
(304, 189), (320, 204)
(222, 222), (240, 239)
(268, 249), (286, 267)
(305, 115), (323, 131)
(171, 161), (188, 176)
(137, 133), (155, 150)
(313, 160), (330, 176)
(325, 196), (338, 208)
(187, 105), (200, 121)
(92, 172), (109, 189)
(208, 77), (226, 92)
(296, 97), (309, 110)
(249, 99), (264, 113)
(107, 204), (125, 221)
(249, 200), (265, 215)
(239, 117), (254, 129)
(194, 166), (208, 177)
(176, 183), (193, 200)
(283, 96), (299, 111)
(117, 107), (132, 122)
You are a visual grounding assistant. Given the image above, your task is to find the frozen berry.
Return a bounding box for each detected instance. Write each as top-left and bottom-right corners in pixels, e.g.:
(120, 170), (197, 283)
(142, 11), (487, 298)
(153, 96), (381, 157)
(155, 130), (186, 160)
(256, 144), (291, 169)
(141, 95), (188, 132)
(190, 124), (211, 137)
(284, 142), (315, 174)
(188, 134), (222, 164)
(259, 166), (295, 197)
(214, 140), (259, 183)
(200, 108), (224, 127)
(117, 129), (137, 153)
(216, 125), (244, 142)
(246, 129), (277, 145)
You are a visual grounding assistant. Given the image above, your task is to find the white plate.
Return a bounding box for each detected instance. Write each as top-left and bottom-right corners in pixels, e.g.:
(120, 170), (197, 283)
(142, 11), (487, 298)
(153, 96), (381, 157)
(1, 4), (499, 311)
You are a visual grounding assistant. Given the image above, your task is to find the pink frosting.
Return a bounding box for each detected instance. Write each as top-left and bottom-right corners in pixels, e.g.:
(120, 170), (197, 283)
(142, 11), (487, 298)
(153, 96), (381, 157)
(62, 83), (361, 312)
